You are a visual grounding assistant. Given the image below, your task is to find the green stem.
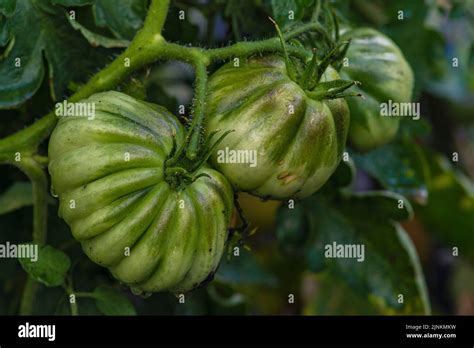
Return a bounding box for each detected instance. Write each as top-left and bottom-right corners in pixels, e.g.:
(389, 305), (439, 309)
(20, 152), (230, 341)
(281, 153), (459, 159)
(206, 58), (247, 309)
(186, 62), (208, 160)
(74, 292), (95, 299)
(70, 297), (78, 316)
(16, 157), (48, 245)
(19, 278), (38, 315)
(284, 22), (332, 46)
(311, 0), (322, 21)
(17, 156), (48, 315)
(66, 276), (78, 316)
(206, 38), (310, 61)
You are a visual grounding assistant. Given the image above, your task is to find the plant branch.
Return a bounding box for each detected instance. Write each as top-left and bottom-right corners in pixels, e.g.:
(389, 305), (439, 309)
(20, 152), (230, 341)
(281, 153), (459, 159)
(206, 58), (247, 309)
(66, 275), (78, 316)
(186, 62), (208, 160)
(17, 156), (48, 315)
(15, 157), (48, 245)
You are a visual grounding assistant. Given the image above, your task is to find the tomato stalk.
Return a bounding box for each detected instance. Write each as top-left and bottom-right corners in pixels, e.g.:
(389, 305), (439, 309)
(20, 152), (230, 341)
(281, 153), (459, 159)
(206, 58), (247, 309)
(186, 62), (209, 161)
(306, 80), (362, 100)
(16, 157), (48, 315)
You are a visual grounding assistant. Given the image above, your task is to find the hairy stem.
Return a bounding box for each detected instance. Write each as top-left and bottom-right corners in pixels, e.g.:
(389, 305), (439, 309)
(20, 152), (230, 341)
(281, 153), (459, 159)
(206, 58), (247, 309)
(186, 62), (208, 160)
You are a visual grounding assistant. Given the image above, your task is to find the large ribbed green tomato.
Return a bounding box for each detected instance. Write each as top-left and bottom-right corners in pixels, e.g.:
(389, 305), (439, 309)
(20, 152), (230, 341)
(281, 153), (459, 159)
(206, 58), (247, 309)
(205, 55), (350, 200)
(48, 91), (234, 293)
(339, 28), (414, 152)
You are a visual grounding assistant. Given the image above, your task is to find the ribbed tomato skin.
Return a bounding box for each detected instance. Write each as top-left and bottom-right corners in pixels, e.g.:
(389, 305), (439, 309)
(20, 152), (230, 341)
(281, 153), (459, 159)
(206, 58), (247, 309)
(340, 28), (414, 152)
(206, 55), (349, 200)
(48, 91), (234, 293)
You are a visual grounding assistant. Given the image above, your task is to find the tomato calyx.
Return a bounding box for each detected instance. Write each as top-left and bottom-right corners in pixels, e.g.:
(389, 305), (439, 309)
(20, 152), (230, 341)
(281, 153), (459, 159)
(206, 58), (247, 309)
(164, 128), (234, 189)
(270, 18), (361, 102)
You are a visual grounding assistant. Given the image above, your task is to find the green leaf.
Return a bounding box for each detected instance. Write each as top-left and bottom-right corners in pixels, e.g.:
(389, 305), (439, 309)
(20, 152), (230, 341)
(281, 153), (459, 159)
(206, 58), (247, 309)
(303, 273), (381, 315)
(300, 193), (430, 314)
(0, 182), (33, 215)
(51, 0), (94, 6)
(0, 0), (16, 17)
(93, 0), (147, 40)
(93, 285), (137, 316)
(0, 15), (11, 46)
(0, 0), (109, 108)
(417, 150), (474, 263)
(320, 158), (356, 193)
(67, 14), (130, 48)
(19, 244), (71, 287)
(0, 14), (10, 46)
(216, 250), (278, 287)
(352, 139), (429, 202)
(348, 191), (414, 221)
(276, 202), (308, 255)
(271, 0), (315, 28)
(0, 181), (56, 215)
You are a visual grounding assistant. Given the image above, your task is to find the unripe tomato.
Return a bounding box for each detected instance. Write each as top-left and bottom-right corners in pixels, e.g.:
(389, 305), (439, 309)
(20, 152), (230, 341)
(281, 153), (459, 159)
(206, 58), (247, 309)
(48, 91), (234, 293)
(339, 28), (414, 152)
(205, 55), (350, 200)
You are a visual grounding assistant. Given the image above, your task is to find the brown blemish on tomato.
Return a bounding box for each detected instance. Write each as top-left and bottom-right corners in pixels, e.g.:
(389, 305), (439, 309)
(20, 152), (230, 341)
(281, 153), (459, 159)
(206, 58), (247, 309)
(277, 172), (298, 184)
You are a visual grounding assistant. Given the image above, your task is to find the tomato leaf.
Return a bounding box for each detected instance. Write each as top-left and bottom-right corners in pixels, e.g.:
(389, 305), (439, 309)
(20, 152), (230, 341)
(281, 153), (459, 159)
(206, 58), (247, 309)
(0, 0), (110, 108)
(271, 0), (315, 28)
(0, 0), (16, 16)
(0, 182), (33, 215)
(276, 202), (308, 255)
(93, 0), (147, 40)
(67, 14), (130, 48)
(0, 181), (56, 215)
(216, 250), (278, 287)
(93, 285), (137, 316)
(352, 139), (428, 202)
(277, 190), (430, 314)
(19, 244), (71, 287)
(416, 149), (474, 263)
(303, 273), (382, 315)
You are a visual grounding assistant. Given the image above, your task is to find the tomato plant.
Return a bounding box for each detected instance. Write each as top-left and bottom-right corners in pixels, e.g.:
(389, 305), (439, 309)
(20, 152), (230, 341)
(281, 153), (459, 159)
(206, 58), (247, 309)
(0, 0), (472, 318)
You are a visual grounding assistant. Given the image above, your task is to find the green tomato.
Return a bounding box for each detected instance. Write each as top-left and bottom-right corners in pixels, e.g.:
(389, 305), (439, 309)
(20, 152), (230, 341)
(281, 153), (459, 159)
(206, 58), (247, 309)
(339, 27), (414, 152)
(205, 55), (350, 200)
(48, 91), (234, 294)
